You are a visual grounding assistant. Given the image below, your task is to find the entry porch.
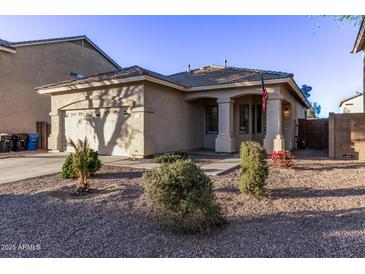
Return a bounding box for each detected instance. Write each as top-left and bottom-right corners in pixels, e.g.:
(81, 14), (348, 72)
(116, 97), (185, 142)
(186, 89), (298, 154)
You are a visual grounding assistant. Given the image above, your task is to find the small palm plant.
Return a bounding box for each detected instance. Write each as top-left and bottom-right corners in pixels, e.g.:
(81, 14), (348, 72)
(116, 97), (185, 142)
(68, 138), (101, 193)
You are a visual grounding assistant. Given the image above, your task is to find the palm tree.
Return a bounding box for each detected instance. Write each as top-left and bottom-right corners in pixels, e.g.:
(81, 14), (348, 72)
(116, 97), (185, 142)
(69, 138), (100, 192)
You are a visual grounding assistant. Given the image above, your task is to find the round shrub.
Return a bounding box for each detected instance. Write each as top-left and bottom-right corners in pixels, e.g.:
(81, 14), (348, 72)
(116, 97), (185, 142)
(143, 160), (227, 233)
(154, 152), (189, 164)
(61, 153), (77, 179)
(240, 141), (269, 198)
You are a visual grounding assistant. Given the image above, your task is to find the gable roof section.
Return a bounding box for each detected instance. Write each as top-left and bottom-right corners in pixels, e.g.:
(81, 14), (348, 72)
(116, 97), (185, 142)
(36, 64), (310, 108)
(0, 35), (120, 68)
(339, 92), (363, 107)
(352, 20), (365, 53)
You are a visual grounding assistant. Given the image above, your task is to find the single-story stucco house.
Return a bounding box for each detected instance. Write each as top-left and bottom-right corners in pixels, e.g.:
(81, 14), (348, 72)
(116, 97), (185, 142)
(36, 65), (311, 157)
(0, 35), (119, 148)
(339, 92), (364, 113)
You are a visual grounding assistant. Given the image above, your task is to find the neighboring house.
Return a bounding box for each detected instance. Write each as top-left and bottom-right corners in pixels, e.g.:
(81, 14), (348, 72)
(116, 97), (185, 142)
(36, 65), (311, 156)
(339, 92), (364, 113)
(352, 20), (365, 111)
(0, 35), (120, 149)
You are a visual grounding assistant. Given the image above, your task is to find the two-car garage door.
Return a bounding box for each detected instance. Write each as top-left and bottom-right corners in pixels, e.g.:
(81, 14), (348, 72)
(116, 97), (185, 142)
(64, 108), (129, 156)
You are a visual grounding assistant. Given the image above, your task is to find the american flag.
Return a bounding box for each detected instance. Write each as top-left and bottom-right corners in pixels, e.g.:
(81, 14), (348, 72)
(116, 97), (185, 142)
(261, 74), (268, 112)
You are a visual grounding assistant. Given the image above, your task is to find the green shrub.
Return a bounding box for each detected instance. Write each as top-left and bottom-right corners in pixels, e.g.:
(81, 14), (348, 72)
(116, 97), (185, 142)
(61, 153), (77, 179)
(154, 152), (189, 164)
(143, 160), (226, 233)
(239, 141), (269, 198)
(61, 138), (102, 192)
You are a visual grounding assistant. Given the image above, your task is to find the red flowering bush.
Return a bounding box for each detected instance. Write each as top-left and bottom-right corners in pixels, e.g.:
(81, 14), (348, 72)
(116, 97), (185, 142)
(270, 150), (293, 168)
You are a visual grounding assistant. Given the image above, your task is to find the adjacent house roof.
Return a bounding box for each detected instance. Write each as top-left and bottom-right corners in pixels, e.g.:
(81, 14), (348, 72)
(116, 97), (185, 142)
(352, 20), (365, 53)
(339, 92), (363, 107)
(36, 64), (311, 108)
(0, 35), (120, 68)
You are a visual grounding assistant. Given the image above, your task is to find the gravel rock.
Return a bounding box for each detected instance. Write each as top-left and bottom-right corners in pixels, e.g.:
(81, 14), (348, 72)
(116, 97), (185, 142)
(1, 151), (365, 257)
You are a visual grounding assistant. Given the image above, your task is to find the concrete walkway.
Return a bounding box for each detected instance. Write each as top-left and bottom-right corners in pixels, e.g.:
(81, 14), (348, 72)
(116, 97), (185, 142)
(201, 157), (240, 176)
(0, 152), (129, 185)
(104, 160), (160, 170)
(106, 156), (240, 176)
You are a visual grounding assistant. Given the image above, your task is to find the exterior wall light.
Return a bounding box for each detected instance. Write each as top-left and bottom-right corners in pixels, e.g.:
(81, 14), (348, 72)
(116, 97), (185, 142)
(284, 107), (290, 117)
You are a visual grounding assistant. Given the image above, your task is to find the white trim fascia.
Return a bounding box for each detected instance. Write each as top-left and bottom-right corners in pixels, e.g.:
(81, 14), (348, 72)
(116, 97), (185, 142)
(352, 21), (365, 54)
(0, 46), (16, 53)
(36, 76), (146, 95)
(186, 78), (289, 91)
(144, 75), (186, 91)
(13, 37), (121, 69)
(288, 77), (311, 108)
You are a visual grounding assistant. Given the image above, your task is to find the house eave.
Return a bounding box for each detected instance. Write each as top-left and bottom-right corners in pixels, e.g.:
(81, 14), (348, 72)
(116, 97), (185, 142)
(352, 20), (365, 54)
(0, 46), (16, 54)
(287, 77), (311, 108)
(186, 78), (289, 91)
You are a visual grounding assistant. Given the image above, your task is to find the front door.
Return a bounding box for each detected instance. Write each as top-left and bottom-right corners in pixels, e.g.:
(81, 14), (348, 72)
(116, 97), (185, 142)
(204, 105), (218, 149)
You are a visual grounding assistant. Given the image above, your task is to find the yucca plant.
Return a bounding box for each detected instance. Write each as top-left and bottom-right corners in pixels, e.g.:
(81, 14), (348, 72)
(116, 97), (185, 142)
(68, 138), (101, 193)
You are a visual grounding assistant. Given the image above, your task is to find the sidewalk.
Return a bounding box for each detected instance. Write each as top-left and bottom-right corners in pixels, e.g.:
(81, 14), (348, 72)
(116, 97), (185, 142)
(201, 157), (240, 176)
(106, 156), (240, 176)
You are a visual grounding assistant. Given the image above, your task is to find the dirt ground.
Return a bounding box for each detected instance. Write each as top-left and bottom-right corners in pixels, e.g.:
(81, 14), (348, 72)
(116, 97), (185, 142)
(1, 150), (365, 257)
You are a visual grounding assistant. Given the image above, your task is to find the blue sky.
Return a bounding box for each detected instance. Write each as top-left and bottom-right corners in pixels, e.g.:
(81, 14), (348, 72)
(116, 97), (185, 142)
(0, 16), (362, 117)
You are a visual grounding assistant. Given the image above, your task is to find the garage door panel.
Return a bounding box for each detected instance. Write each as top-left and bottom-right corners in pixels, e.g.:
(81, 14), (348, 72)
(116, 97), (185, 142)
(64, 108), (129, 156)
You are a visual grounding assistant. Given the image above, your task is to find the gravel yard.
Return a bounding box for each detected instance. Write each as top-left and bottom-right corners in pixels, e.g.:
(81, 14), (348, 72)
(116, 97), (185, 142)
(1, 150), (365, 257)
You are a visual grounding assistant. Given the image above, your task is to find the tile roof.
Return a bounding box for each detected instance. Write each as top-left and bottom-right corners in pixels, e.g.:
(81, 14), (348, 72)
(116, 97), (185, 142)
(37, 65), (177, 89)
(37, 65), (293, 90)
(168, 65), (293, 87)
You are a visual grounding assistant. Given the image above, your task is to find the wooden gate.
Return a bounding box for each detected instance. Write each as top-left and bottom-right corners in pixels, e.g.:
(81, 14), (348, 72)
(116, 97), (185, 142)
(298, 118), (328, 149)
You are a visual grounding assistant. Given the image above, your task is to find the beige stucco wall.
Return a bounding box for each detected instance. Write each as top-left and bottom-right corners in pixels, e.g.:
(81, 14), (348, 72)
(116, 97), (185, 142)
(143, 82), (204, 154)
(47, 83), (145, 156)
(279, 85), (306, 150)
(0, 41), (118, 133)
(329, 112), (365, 160)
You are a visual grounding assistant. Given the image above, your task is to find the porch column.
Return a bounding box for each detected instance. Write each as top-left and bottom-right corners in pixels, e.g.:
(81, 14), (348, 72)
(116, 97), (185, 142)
(215, 98), (236, 153)
(263, 97), (285, 153)
(48, 110), (63, 152)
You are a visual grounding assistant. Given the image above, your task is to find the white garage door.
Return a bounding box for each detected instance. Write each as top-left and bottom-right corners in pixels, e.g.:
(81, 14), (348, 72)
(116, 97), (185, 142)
(64, 108), (129, 156)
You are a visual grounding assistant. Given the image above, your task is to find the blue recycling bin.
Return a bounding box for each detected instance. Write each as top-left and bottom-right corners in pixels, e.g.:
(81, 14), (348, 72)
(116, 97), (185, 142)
(27, 133), (39, 151)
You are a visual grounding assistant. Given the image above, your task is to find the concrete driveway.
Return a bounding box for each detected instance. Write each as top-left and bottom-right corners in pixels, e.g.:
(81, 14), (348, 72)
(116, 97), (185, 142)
(0, 152), (129, 185)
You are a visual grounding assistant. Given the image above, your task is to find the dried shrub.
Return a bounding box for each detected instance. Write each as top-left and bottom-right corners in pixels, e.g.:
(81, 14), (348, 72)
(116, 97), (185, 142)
(143, 160), (227, 233)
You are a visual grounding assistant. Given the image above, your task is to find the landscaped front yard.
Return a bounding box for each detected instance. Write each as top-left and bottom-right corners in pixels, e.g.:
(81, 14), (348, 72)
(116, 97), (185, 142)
(1, 152), (365, 257)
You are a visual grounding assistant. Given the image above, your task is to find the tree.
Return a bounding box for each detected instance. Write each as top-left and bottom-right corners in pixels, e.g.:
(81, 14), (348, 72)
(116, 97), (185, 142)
(334, 16), (365, 26)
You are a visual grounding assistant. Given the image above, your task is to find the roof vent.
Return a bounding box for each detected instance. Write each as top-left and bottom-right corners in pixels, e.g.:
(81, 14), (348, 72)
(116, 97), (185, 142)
(187, 64), (191, 75)
(70, 72), (84, 79)
(224, 59), (227, 67)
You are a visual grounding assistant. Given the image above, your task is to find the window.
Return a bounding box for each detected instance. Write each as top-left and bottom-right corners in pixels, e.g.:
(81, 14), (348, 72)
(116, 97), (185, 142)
(251, 105), (256, 134)
(256, 104), (262, 133)
(206, 105), (218, 134)
(239, 104), (249, 134)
